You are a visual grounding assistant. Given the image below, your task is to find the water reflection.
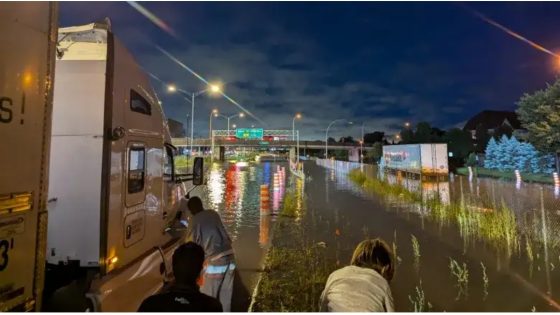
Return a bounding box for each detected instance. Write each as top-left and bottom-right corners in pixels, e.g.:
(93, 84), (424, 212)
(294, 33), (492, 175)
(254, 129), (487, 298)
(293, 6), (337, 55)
(202, 161), (287, 243)
(316, 159), (560, 311)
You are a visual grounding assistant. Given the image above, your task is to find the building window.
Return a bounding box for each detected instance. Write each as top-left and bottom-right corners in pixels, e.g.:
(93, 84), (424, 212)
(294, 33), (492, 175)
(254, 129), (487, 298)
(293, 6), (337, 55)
(128, 146), (145, 194)
(130, 90), (152, 115)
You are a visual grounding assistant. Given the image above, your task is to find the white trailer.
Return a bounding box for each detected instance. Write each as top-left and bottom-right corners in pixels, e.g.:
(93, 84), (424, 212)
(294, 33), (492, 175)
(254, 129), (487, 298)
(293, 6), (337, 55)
(382, 143), (448, 176)
(43, 21), (200, 311)
(0, 3), (57, 311)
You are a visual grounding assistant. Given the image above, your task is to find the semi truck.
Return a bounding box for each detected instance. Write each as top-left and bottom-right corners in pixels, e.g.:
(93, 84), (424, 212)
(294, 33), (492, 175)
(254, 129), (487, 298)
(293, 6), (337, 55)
(382, 143), (449, 176)
(1, 3), (201, 311)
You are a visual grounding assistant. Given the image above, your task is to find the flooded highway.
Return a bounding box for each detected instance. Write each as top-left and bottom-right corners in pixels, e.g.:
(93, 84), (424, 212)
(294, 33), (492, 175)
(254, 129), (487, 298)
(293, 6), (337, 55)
(190, 161), (288, 310)
(192, 159), (560, 311)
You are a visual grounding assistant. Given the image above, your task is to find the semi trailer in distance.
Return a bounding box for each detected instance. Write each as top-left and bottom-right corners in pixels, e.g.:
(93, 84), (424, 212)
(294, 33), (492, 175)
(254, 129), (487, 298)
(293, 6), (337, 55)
(382, 143), (449, 177)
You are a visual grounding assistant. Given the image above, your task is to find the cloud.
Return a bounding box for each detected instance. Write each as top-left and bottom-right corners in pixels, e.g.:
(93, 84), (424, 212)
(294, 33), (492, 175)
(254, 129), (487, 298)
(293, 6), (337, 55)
(58, 2), (476, 140)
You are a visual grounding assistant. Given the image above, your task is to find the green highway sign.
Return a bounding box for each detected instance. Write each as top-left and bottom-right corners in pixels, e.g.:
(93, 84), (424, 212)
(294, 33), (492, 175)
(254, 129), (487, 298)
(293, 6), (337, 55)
(235, 128), (264, 140)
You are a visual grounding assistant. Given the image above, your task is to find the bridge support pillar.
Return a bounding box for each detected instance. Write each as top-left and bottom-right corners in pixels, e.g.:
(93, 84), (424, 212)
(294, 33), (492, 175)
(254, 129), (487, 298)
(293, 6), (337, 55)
(219, 146), (225, 161)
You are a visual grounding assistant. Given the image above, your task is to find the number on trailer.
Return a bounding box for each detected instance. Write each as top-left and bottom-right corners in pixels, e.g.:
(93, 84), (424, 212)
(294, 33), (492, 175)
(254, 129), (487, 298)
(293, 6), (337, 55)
(0, 238), (13, 271)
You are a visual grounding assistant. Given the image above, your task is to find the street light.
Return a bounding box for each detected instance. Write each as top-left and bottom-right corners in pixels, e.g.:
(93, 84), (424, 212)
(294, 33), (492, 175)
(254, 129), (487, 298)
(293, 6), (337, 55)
(217, 112), (245, 136)
(404, 121), (410, 128)
(167, 82), (222, 157)
(209, 109), (219, 138)
(209, 109), (218, 161)
(325, 119), (352, 159)
(292, 113), (302, 141)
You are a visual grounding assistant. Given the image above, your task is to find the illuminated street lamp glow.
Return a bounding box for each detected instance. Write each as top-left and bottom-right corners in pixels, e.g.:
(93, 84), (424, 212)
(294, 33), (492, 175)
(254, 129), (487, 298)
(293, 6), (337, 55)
(209, 83), (222, 94)
(167, 84), (177, 92)
(405, 122), (410, 128)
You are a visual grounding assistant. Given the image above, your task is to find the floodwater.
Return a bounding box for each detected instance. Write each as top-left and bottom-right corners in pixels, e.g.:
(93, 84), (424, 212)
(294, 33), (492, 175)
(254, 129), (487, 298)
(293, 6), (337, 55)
(192, 159), (560, 311)
(313, 159), (560, 312)
(190, 161), (289, 310)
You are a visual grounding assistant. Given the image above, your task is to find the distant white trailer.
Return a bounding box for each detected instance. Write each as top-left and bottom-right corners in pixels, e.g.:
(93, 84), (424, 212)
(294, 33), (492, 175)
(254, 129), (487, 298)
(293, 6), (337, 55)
(382, 143), (448, 176)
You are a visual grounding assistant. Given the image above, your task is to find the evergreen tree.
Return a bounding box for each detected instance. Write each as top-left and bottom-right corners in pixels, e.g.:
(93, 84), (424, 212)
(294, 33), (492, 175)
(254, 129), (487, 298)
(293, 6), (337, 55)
(515, 141), (537, 172)
(484, 137), (498, 169)
(495, 135), (513, 171)
(538, 154), (556, 174)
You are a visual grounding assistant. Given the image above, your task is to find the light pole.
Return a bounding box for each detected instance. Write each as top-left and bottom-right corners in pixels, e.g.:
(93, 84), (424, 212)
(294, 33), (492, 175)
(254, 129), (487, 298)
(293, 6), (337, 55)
(360, 122), (365, 165)
(217, 112), (245, 136)
(209, 109), (218, 161)
(325, 119), (352, 159)
(292, 113), (302, 141)
(168, 83), (222, 157)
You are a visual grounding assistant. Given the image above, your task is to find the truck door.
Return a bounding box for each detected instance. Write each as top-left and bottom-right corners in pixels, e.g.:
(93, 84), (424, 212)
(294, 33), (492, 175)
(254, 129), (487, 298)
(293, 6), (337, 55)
(0, 2), (57, 311)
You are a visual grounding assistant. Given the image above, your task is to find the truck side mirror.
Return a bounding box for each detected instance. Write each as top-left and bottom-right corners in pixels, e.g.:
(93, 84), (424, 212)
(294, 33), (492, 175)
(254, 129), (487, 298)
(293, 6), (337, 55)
(192, 157), (204, 186)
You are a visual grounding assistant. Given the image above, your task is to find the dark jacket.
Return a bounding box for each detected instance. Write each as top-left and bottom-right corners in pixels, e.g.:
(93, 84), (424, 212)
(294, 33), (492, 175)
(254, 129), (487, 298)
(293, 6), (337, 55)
(138, 284), (222, 312)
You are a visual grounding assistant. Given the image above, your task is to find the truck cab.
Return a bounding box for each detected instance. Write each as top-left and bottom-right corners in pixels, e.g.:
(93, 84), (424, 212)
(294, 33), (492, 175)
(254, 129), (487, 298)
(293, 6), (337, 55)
(43, 21), (197, 311)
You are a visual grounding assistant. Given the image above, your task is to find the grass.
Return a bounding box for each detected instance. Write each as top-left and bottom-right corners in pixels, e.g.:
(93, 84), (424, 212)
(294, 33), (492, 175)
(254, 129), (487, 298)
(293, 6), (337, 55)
(481, 262), (489, 301)
(348, 169), (422, 204)
(408, 280), (432, 312)
(279, 190), (299, 218)
(252, 245), (332, 312)
(449, 258), (469, 300)
(456, 167), (554, 184)
(411, 234), (421, 272)
(174, 155), (212, 173)
(251, 187), (336, 312)
(348, 168), (521, 256)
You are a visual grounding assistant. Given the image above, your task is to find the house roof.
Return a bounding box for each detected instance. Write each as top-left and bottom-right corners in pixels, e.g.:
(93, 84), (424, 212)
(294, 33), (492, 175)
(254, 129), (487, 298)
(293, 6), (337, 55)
(463, 110), (523, 131)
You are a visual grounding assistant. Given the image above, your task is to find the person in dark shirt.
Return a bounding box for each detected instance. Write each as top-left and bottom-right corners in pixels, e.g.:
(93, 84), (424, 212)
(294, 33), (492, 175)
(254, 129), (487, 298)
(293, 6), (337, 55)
(138, 242), (223, 312)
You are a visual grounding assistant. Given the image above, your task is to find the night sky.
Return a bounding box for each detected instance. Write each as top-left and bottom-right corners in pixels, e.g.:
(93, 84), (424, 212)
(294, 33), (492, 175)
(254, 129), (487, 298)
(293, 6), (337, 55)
(59, 2), (560, 140)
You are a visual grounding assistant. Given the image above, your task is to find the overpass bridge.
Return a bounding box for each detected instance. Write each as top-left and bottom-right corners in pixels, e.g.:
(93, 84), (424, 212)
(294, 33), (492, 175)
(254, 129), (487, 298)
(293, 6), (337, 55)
(171, 137), (376, 151)
(171, 129), (375, 161)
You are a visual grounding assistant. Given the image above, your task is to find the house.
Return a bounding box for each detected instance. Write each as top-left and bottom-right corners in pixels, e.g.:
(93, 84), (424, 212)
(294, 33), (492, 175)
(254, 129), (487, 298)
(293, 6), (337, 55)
(463, 110), (527, 140)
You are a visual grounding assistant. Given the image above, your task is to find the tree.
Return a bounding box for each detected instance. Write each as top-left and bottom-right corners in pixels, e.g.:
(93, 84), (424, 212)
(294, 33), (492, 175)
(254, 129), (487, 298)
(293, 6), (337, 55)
(494, 135), (513, 171)
(339, 136), (356, 144)
(483, 135), (550, 173)
(465, 152), (478, 167)
(414, 122), (432, 143)
(444, 128), (474, 161)
(327, 137), (336, 143)
(484, 137), (498, 169)
(366, 142), (383, 163)
(364, 131), (384, 144)
(430, 127), (445, 142)
(517, 78), (560, 173)
(475, 123), (490, 153)
(400, 128), (414, 144)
